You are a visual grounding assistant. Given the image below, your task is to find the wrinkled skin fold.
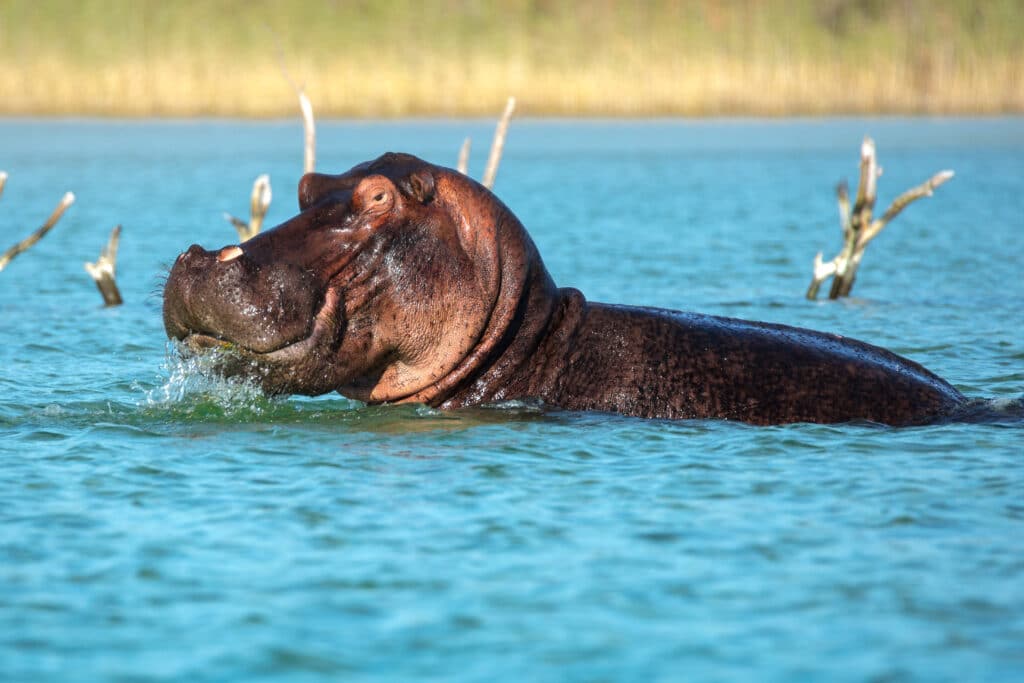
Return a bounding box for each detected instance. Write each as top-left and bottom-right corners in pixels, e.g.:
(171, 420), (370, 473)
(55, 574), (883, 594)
(163, 152), (966, 425)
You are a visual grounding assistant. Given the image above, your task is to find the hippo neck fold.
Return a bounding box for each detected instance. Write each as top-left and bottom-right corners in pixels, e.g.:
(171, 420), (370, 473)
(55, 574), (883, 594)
(433, 277), (586, 411)
(395, 194), (564, 408)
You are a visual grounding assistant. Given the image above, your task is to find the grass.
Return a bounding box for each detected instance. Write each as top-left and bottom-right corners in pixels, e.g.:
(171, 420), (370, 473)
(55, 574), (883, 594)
(1, 0), (1022, 117)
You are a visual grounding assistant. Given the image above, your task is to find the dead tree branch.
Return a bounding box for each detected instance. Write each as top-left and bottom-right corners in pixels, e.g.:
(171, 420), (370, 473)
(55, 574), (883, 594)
(826, 138), (879, 299)
(806, 137), (953, 300)
(223, 44), (316, 242)
(859, 170), (954, 249)
(482, 96), (516, 189)
(224, 174), (272, 242)
(84, 225), (123, 306)
(806, 180), (852, 300)
(297, 89), (316, 174)
(273, 40), (316, 175)
(836, 179), (851, 239)
(457, 137), (472, 176)
(0, 191), (75, 273)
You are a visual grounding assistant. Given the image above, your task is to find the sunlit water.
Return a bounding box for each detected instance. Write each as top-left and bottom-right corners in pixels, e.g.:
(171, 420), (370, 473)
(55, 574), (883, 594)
(1, 118), (1022, 682)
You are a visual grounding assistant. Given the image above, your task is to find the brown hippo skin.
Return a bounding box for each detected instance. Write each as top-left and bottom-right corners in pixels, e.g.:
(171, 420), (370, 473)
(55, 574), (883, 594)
(163, 152), (965, 425)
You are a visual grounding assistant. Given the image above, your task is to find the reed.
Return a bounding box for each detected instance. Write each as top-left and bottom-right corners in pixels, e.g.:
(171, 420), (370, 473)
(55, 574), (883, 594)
(1, 0), (1021, 117)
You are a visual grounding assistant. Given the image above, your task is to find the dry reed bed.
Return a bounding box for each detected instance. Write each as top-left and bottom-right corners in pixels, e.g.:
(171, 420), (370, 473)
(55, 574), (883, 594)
(1, 1), (1021, 116)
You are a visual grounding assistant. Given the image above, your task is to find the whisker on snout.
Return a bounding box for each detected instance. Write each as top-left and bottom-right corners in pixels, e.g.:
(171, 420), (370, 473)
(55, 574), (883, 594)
(148, 264), (172, 304)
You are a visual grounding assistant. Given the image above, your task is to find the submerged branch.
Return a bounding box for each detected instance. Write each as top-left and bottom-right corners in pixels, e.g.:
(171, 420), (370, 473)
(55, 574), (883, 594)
(84, 225), (123, 306)
(805, 251), (839, 300)
(0, 191), (75, 273)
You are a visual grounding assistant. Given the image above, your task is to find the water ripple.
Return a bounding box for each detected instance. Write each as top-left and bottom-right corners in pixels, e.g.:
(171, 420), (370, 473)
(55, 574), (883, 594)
(1, 119), (1023, 683)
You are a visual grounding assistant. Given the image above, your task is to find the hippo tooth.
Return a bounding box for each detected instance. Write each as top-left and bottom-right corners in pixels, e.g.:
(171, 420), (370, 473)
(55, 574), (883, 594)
(217, 246), (243, 262)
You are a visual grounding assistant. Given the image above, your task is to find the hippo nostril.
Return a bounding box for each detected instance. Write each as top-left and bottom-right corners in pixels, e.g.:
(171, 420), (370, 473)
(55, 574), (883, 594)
(181, 244), (212, 263)
(217, 245), (244, 263)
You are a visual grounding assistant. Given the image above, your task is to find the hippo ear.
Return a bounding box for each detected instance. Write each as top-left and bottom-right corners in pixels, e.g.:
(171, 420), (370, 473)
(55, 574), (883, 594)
(399, 170), (436, 205)
(298, 172), (337, 211)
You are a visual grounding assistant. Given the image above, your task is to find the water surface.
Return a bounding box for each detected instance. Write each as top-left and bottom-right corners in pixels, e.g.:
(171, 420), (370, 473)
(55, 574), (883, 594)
(1, 118), (1022, 682)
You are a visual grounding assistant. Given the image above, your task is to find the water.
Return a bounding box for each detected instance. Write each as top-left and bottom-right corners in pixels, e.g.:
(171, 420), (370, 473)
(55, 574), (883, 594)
(1, 118), (1022, 682)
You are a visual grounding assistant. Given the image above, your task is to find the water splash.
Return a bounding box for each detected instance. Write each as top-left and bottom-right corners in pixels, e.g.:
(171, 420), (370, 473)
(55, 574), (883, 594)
(142, 341), (275, 418)
(951, 396), (1024, 424)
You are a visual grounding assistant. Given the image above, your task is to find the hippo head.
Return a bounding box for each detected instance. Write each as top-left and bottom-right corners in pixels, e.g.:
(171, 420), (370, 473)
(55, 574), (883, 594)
(163, 152), (551, 403)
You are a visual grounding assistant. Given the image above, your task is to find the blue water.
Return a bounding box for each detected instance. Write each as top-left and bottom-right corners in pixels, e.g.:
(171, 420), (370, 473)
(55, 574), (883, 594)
(1, 118), (1022, 682)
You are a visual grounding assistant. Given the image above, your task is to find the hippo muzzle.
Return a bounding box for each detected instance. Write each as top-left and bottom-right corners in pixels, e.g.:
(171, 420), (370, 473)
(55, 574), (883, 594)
(163, 243), (322, 355)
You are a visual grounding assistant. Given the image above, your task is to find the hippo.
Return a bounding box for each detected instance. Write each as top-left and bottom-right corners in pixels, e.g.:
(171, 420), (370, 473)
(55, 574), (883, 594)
(163, 152), (966, 425)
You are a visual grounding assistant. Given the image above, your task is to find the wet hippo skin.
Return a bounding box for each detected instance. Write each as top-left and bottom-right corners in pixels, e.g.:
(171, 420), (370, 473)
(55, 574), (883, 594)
(163, 153), (965, 425)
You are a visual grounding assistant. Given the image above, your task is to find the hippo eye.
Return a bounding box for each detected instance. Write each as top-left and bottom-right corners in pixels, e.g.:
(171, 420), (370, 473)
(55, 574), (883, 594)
(373, 191), (387, 203)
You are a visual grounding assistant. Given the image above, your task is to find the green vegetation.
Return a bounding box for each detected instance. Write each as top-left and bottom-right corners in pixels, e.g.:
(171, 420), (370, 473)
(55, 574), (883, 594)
(1, 0), (1021, 116)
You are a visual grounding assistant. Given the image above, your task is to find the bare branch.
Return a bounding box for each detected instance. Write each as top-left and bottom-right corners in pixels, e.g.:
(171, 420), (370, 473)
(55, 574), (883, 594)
(482, 96), (516, 190)
(249, 174), (272, 236)
(0, 192), (75, 273)
(859, 170), (954, 248)
(269, 34), (317, 175)
(457, 137), (471, 176)
(84, 225), (123, 306)
(827, 137), (878, 298)
(226, 175), (271, 242)
(224, 212), (249, 233)
(850, 136), (878, 225)
(836, 179), (850, 239)
(298, 89), (316, 174)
